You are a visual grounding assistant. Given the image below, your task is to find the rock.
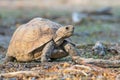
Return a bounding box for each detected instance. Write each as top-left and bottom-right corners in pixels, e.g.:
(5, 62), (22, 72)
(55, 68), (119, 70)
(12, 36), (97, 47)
(72, 12), (87, 24)
(92, 41), (107, 56)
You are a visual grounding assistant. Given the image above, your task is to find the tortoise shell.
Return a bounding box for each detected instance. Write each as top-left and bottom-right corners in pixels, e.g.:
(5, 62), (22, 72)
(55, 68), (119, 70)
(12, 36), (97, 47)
(7, 18), (63, 57)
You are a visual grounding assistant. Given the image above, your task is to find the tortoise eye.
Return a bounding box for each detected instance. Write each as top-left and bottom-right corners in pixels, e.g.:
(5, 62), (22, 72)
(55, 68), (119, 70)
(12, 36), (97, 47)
(65, 27), (69, 30)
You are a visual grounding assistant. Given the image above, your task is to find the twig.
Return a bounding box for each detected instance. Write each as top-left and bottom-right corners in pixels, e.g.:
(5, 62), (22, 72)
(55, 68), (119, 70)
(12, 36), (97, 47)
(73, 56), (120, 68)
(0, 71), (40, 78)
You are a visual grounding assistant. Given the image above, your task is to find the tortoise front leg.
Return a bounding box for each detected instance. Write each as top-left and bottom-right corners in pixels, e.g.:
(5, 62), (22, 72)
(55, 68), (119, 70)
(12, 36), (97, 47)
(41, 40), (54, 62)
(61, 40), (79, 60)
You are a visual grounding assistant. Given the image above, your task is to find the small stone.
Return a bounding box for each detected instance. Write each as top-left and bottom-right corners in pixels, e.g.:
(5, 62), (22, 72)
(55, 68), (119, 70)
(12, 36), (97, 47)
(9, 78), (17, 80)
(92, 41), (107, 56)
(31, 77), (36, 80)
(43, 65), (50, 69)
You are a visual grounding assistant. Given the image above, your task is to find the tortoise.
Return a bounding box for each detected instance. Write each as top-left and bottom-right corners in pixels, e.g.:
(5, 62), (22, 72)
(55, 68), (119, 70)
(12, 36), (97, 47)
(5, 18), (79, 62)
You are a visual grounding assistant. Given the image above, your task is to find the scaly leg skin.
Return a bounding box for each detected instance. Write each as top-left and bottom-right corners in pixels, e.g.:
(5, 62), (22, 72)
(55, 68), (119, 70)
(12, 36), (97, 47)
(41, 41), (54, 62)
(61, 40), (79, 61)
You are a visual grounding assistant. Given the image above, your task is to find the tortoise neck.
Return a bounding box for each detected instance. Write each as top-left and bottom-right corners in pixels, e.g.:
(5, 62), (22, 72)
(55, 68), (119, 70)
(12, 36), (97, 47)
(54, 36), (65, 46)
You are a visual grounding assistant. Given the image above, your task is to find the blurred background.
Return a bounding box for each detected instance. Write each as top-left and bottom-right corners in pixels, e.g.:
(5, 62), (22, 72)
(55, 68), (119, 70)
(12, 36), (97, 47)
(0, 0), (120, 50)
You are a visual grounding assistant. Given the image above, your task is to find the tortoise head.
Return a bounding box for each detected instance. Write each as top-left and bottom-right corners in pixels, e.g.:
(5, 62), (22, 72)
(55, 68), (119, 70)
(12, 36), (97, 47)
(56, 25), (74, 38)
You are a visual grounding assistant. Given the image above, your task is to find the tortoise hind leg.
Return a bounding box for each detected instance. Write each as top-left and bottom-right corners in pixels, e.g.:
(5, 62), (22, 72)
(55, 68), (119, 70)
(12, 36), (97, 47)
(4, 56), (16, 63)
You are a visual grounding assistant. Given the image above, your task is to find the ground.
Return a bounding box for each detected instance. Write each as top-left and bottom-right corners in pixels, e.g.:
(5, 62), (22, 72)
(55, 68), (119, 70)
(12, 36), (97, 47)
(0, 7), (120, 80)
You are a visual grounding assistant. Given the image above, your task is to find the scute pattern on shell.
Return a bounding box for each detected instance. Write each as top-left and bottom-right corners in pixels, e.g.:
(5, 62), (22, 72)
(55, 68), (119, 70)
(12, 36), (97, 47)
(7, 18), (62, 57)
